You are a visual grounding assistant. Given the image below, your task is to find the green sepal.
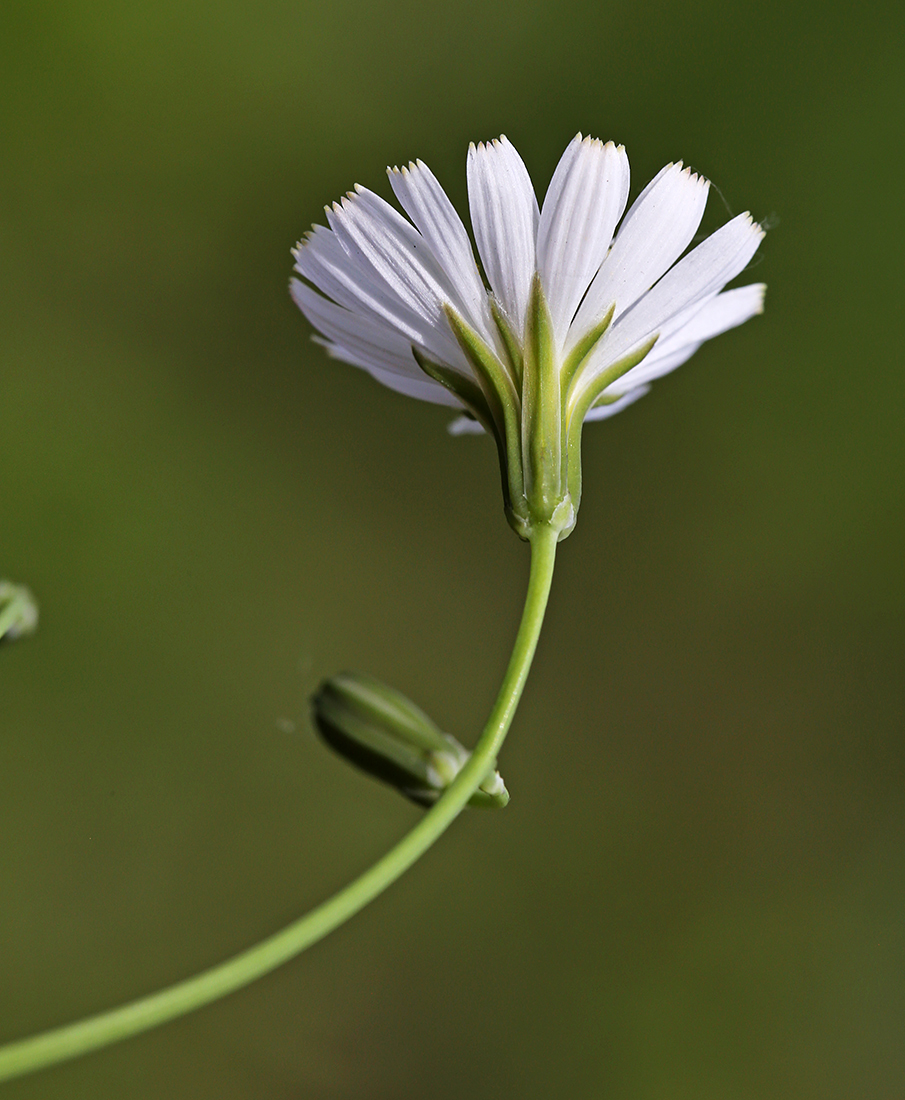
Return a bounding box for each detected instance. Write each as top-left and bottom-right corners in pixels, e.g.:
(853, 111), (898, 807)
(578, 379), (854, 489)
(443, 306), (525, 514)
(490, 298), (524, 387)
(411, 349), (496, 437)
(567, 334), (659, 421)
(559, 302), (615, 394)
(521, 275), (571, 534)
(590, 391), (623, 407)
(312, 672), (509, 809)
(564, 334), (659, 511)
(417, 343), (520, 529)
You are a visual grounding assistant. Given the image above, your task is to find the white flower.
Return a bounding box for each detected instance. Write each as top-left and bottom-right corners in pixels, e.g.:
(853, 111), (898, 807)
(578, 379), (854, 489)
(291, 134), (765, 539)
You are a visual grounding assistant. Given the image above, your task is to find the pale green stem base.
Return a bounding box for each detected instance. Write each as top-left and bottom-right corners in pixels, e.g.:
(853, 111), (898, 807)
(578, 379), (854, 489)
(0, 525), (559, 1084)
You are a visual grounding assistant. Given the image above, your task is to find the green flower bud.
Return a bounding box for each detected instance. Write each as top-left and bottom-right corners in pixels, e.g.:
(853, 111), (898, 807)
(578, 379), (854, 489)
(0, 581), (39, 643)
(311, 672), (509, 808)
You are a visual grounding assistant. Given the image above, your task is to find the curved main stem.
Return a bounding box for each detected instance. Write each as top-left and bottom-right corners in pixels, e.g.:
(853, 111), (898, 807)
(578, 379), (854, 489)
(0, 525), (559, 1084)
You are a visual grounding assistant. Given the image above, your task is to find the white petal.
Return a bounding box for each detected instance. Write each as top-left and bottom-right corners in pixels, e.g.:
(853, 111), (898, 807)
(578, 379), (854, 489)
(325, 187), (465, 365)
(537, 135), (630, 345)
(291, 277), (424, 379)
(607, 344), (703, 392)
(467, 136), (539, 338)
(649, 283), (765, 360)
(606, 284), (766, 392)
(364, 363), (465, 407)
(294, 224), (434, 350)
(582, 385), (650, 421)
(588, 212), (765, 375)
(388, 160), (492, 339)
(569, 162), (710, 347)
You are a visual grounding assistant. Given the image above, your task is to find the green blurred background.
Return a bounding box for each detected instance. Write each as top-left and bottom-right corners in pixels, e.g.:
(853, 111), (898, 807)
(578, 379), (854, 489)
(2, 0), (903, 1096)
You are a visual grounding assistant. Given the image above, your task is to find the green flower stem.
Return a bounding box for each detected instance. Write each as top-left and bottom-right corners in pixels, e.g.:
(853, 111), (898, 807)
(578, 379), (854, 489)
(0, 524), (560, 1084)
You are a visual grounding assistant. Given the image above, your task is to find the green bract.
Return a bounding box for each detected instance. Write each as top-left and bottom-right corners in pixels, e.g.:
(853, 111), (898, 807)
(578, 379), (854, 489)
(420, 278), (656, 540)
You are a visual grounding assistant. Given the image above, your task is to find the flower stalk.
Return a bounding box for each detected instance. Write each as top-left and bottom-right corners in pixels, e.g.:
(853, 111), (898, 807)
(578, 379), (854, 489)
(0, 526), (559, 1084)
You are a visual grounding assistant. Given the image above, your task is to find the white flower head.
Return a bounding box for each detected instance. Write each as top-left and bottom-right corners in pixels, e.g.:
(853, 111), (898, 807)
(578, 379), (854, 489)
(291, 134), (765, 540)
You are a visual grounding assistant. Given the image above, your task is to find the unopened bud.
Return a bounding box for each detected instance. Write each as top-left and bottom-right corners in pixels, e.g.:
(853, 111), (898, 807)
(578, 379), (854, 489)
(0, 581), (39, 643)
(311, 672), (509, 808)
